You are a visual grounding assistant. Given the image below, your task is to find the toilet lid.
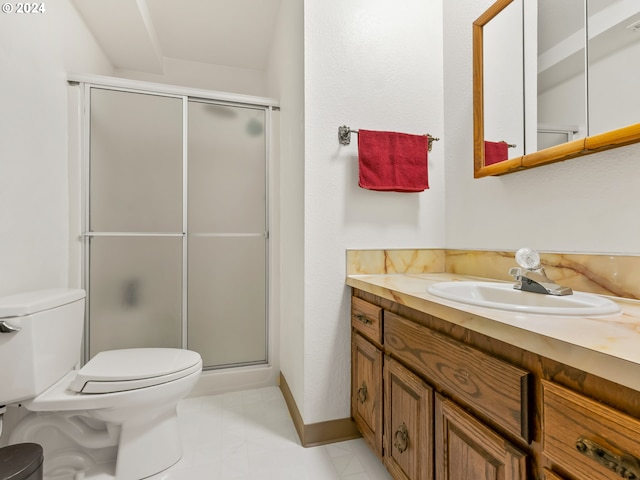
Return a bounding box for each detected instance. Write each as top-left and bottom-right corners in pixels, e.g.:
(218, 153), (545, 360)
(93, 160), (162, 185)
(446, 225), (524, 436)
(71, 348), (202, 394)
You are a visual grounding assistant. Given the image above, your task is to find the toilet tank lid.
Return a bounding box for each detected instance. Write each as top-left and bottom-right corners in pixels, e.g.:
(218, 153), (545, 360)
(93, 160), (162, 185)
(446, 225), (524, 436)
(0, 289), (85, 319)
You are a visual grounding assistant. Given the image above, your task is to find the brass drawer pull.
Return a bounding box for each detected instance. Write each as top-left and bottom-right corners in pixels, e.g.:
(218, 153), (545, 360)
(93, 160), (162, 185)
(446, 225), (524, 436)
(354, 313), (372, 325)
(575, 437), (640, 479)
(357, 382), (368, 404)
(394, 423), (409, 453)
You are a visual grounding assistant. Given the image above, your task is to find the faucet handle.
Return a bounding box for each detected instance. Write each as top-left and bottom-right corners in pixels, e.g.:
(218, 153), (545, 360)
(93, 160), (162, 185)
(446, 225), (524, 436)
(515, 247), (541, 271)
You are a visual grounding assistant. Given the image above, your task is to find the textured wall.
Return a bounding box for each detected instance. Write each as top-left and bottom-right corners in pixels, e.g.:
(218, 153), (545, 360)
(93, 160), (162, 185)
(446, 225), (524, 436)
(302, 0), (445, 424)
(116, 57), (268, 97)
(0, 0), (113, 296)
(444, 0), (640, 254)
(266, 0), (306, 418)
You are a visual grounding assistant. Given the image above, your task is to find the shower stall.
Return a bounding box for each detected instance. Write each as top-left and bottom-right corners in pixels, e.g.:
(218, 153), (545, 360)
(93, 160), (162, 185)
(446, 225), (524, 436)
(77, 79), (275, 371)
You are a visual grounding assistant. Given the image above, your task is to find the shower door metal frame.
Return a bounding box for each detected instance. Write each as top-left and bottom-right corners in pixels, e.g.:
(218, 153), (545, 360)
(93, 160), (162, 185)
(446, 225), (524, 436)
(77, 77), (275, 369)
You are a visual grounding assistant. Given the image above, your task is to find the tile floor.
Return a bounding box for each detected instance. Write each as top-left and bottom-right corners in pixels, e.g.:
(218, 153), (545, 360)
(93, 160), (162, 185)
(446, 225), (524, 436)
(149, 386), (393, 480)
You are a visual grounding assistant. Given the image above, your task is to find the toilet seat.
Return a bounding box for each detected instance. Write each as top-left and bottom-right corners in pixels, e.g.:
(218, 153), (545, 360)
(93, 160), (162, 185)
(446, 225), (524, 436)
(26, 349), (202, 412)
(71, 348), (202, 394)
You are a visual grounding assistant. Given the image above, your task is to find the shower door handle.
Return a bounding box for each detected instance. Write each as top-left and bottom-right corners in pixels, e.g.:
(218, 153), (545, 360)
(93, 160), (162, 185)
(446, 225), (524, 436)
(0, 321), (21, 333)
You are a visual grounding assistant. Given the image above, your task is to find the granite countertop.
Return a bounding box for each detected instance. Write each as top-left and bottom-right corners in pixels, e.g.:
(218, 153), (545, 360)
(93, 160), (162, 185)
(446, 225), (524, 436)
(346, 272), (640, 392)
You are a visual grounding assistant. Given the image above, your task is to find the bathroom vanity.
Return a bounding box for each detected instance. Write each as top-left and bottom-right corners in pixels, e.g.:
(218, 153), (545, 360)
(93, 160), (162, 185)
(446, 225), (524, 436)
(347, 273), (640, 480)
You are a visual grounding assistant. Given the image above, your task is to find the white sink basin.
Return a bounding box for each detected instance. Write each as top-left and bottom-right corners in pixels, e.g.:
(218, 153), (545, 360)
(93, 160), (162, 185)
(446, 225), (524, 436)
(427, 281), (621, 316)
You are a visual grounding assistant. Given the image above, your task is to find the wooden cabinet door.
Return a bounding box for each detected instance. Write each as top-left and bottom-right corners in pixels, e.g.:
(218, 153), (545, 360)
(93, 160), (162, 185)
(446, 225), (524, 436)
(352, 332), (383, 457)
(384, 356), (433, 480)
(435, 393), (526, 480)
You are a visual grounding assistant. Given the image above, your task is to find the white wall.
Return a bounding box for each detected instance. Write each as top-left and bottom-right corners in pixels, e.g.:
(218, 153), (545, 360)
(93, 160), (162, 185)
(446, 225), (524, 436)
(302, 0), (445, 423)
(267, 0), (304, 412)
(266, 0), (306, 412)
(116, 56), (268, 97)
(0, 0), (113, 296)
(444, 0), (640, 254)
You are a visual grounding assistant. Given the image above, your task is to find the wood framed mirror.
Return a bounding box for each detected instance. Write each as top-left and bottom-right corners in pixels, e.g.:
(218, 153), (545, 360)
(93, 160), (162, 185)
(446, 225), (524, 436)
(473, 0), (640, 178)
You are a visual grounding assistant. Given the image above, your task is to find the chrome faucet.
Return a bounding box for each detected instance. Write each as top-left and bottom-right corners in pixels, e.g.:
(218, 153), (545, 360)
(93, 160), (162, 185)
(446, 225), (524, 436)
(509, 248), (573, 296)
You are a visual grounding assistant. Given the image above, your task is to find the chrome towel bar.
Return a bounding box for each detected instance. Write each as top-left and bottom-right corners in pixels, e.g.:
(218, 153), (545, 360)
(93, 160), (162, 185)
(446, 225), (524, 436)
(338, 125), (439, 152)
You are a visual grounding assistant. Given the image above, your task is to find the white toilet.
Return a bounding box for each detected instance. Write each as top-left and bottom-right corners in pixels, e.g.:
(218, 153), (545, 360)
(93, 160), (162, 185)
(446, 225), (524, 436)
(0, 289), (202, 480)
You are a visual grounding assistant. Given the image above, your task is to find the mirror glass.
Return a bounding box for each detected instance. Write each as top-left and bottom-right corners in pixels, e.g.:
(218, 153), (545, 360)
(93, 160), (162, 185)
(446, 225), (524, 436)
(474, 0), (640, 177)
(483, 0), (524, 164)
(588, 0), (640, 136)
(536, 0), (586, 151)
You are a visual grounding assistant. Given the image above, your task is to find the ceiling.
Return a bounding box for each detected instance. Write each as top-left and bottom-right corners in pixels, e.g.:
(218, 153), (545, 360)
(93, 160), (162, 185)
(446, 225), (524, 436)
(71, 0), (283, 74)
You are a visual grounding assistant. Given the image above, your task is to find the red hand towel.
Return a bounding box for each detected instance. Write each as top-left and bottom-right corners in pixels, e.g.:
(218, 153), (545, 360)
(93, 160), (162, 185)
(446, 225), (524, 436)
(484, 140), (509, 166)
(358, 130), (429, 192)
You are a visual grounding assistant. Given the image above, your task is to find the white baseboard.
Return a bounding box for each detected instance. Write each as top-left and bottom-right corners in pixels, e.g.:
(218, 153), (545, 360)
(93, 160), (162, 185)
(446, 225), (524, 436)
(188, 364), (279, 397)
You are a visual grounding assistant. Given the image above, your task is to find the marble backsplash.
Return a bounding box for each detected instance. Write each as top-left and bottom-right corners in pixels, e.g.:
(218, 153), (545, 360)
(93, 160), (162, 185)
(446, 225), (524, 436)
(346, 249), (640, 300)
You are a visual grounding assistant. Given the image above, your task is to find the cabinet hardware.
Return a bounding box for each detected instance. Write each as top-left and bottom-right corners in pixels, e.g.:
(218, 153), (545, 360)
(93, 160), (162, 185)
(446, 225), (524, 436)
(354, 313), (372, 325)
(357, 382), (368, 404)
(394, 423), (409, 453)
(575, 437), (640, 479)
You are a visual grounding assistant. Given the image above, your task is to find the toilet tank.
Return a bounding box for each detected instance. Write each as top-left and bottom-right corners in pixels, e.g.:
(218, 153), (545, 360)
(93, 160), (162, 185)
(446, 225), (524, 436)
(0, 289), (86, 406)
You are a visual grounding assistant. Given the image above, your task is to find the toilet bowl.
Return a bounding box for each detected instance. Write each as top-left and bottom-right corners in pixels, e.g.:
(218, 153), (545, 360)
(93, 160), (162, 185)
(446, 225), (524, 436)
(0, 289), (202, 480)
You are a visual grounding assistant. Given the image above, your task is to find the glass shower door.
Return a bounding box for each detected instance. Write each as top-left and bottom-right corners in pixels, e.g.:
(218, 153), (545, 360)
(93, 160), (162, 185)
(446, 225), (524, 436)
(87, 88), (184, 358)
(187, 101), (267, 368)
(85, 88), (269, 369)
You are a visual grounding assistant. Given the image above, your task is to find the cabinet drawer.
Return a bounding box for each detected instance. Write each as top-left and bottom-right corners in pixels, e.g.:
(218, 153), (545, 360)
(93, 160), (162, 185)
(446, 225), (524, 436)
(384, 311), (531, 442)
(542, 380), (640, 480)
(351, 296), (382, 345)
